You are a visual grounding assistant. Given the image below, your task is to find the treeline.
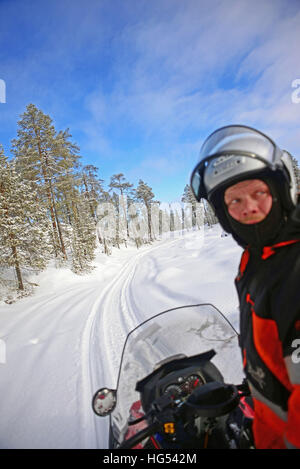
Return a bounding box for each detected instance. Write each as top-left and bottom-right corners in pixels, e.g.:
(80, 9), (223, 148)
(0, 104), (207, 300)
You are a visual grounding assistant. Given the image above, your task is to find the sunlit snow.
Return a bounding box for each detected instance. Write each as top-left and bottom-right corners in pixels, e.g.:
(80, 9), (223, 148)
(0, 225), (243, 448)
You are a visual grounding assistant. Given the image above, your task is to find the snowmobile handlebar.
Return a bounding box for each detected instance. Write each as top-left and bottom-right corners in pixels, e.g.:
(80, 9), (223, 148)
(118, 422), (160, 449)
(183, 381), (240, 418)
(118, 381), (242, 449)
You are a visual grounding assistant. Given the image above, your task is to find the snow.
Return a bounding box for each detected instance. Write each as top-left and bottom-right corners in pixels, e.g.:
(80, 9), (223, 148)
(0, 225), (243, 449)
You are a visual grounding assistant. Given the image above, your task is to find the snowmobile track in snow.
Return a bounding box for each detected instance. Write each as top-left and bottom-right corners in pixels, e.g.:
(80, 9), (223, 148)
(79, 236), (189, 448)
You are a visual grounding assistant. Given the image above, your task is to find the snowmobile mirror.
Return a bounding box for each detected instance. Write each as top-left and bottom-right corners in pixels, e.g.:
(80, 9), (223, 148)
(92, 388), (117, 417)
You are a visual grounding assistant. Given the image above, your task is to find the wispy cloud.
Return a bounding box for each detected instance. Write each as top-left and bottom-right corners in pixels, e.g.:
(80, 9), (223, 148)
(84, 0), (300, 139)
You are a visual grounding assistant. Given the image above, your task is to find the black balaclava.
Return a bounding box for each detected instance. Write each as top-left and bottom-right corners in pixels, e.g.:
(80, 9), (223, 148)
(214, 178), (286, 249)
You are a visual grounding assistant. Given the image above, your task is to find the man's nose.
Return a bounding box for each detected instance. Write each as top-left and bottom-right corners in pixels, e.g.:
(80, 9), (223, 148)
(242, 197), (258, 215)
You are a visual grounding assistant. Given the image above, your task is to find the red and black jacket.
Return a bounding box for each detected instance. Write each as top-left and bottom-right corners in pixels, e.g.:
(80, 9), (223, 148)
(235, 206), (300, 449)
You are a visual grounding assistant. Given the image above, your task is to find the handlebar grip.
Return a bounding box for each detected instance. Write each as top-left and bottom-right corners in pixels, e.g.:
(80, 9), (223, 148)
(185, 382), (239, 418)
(118, 422), (159, 449)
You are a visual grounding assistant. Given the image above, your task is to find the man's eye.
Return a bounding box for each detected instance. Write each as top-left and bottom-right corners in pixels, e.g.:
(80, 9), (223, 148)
(230, 199), (240, 205)
(256, 191), (267, 197)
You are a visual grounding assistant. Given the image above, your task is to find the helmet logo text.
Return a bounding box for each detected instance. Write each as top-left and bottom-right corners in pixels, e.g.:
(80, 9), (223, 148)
(211, 155), (245, 178)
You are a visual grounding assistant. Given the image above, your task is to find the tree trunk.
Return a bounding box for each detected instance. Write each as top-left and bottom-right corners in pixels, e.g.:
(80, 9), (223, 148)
(35, 131), (67, 258)
(146, 203), (152, 242)
(1, 184), (24, 290)
(45, 177), (61, 253)
(11, 245), (24, 291)
(120, 193), (129, 241)
(82, 174), (96, 221)
(49, 177), (67, 260)
(33, 130), (60, 255)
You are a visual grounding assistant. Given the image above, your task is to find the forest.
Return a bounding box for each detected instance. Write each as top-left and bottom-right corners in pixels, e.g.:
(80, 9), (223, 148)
(0, 104), (219, 302)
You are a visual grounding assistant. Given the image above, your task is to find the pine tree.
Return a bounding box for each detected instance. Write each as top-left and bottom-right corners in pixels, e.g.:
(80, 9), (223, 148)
(110, 191), (123, 248)
(181, 184), (204, 229)
(96, 191), (108, 246)
(11, 104), (80, 260)
(181, 184), (196, 204)
(181, 184), (200, 229)
(127, 199), (148, 248)
(54, 167), (96, 272)
(109, 173), (133, 196)
(0, 147), (51, 292)
(203, 200), (218, 227)
(109, 173), (133, 244)
(69, 192), (96, 274)
(81, 164), (104, 221)
(134, 180), (156, 242)
(291, 155), (300, 192)
(159, 206), (171, 236)
(171, 205), (183, 233)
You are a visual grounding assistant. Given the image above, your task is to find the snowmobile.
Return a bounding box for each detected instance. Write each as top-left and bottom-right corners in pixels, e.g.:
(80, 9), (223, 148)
(92, 304), (254, 449)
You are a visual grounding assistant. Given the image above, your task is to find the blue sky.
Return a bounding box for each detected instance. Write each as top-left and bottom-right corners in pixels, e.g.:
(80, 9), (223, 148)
(0, 0), (300, 202)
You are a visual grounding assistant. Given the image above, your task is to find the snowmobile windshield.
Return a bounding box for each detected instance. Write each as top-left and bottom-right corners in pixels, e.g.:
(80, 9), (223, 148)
(109, 304), (244, 446)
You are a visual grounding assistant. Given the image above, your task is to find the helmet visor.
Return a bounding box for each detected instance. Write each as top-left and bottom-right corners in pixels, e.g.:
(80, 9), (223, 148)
(191, 125), (281, 201)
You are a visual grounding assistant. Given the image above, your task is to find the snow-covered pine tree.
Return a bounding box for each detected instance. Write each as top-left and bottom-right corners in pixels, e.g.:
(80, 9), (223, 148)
(159, 206), (171, 237)
(69, 192), (96, 274)
(172, 205), (183, 234)
(54, 167), (96, 273)
(170, 208), (175, 232)
(203, 200), (218, 227)
(81, 164), (104, 222)
(181, 183), (216, 228)
(109, 173), (133, 196)
(12, 104), (80, 261)
(96, 189), (114, 253)
(0, 147), (51, 293)
(181, 184), (196, 204)
(127, 199), (148, 248)
(291, 155), (300, 192)
(109, 173), (133, 245)
(181, 183), (204, 229)
(134, 179), (156, 242)
(110, 191), (122, 249)
(124, 189), (142, 248)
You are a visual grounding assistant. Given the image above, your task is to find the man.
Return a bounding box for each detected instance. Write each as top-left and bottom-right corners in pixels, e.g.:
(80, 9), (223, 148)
(190, 125), (300, 449)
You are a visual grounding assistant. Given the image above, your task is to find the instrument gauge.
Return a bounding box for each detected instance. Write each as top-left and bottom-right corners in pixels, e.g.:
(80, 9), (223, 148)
(182, 374), (206, 395)
(164, 384), (183, 400)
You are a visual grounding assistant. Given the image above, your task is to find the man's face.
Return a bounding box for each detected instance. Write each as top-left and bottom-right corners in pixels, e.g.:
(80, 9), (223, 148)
(224, 179), (273, 224)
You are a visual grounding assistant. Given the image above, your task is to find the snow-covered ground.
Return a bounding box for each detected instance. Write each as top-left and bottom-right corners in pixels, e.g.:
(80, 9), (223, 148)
(0, 225), (243, 449)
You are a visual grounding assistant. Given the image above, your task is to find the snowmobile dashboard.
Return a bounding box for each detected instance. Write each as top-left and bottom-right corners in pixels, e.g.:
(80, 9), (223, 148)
(135, 349), (223, 413)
